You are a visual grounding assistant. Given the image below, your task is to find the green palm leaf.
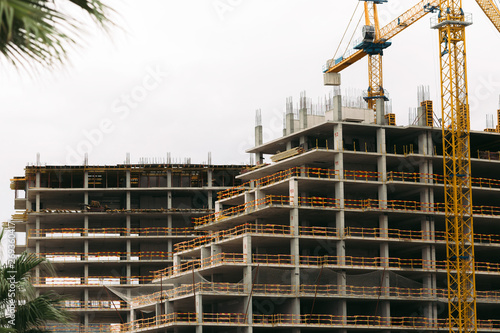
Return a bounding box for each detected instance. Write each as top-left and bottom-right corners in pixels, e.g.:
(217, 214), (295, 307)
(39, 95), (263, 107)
(0, 0), (113, 68)
(0, 250), (72, 332)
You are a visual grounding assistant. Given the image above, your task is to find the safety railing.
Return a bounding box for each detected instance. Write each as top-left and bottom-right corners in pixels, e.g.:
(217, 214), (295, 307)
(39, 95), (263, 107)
(217, 182), (251, 201)
(218, 167), (339, 200)
(253, 313), (444, 328)
(196, 196), (500, 228)
(385, 171), (500, 190)
(220, 168), (500, 203)
(298, 196), (340, 208)
(194, 195), (291, 226)
(43, 323), (122, 332)
(344, 227), (443, 242)
(36, 207), (212, 214)
(153, 259), (201, 279)
(343, 198), (445, 212)
(62, 300), (128, 310)
(474, 205), (500, 216)
(253, 283), (295, 295)
(28, 227), (205, 238)
(39, 251), (173, 262)
(131, 282), (500, 309)
(203, 312), (247, 324)
(387, 171), (444, 184)
(121, 313), (249, 331)
(153, 253), (246, 280)
(344, 227), (500, 246)
(131, 282), (247, 307)
(32, 275), (155, 286)
(195, 198), (500, 228)
(175, 223), (293, 252)
(253, 254), (294, 266)
(299, 226), (337, 237)
(300, 255), (500, 274)
(202, 252), (246, 267)
(344, 170), (381, 181)
(120, 312), (197, 331)
(471, 176), (500, 189)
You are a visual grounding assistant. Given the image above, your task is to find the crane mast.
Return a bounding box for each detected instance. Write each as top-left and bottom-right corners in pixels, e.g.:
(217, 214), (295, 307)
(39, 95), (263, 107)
(364, 2), (384, 112)
(434, 0), (477, 332)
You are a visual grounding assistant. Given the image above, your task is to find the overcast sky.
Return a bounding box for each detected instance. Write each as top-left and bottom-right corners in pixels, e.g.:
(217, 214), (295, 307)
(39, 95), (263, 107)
(1, 0), (500, 223)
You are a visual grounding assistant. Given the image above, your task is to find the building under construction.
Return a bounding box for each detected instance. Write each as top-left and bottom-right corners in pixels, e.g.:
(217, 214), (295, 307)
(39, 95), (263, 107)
(67, 93), (500, 333)
(9, 161), (246, 331)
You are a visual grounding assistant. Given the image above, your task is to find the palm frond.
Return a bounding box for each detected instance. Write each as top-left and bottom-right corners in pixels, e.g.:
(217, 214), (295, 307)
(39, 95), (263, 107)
(0, 0), (114, 68)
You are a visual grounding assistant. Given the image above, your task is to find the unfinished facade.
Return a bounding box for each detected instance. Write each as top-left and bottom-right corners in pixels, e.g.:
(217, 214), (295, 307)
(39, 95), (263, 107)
(10, 163), (246, 331)
(121, 97), (500, 333)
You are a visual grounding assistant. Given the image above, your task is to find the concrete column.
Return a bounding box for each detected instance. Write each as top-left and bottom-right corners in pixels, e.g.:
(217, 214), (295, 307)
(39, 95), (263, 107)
(207, 169), (213, 187)
(84, 263), (89, 285)
(167, 215), (172, 232)
(195, 293), (203, 328)
(243, 236), (253, 326)
(126, 192), (131, 210)
(299, 108), (308, 130)
(289, 179), (299, 206)
(333, 95), (342, 121)
(243, 235), (252, 265)
(377, 128), (388, 209)
(211, 244), (222, 257)
(200, 247), (210, 262)
(167, 191), (172, 209)
(376, 99), (385, 125)
(255, 125), (264, 164)
(35, 194), (40, 212)
(126, 170), (131, 188)
(84, 171), (89, 189)
(35, 172), (40, 212)
(208, 191), (213, 210)
(334, 123), (343, 151)
(335, 131), (345, 266)
(300, 135), (308, 151)
(173, 254), (181, 270)
(167, 170), (172, 187)
(418, 106), (426, 126)
(286, 113), (295, 135)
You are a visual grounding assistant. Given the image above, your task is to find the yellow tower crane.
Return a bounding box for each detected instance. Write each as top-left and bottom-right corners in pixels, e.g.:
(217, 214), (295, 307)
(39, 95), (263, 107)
(325, 1), (500, 333)
(359, 1), (387, 112)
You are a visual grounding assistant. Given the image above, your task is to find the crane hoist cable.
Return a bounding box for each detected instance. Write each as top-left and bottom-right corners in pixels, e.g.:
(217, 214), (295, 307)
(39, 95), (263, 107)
(343, 11), (365, 59)
(332, 2), (361, 63)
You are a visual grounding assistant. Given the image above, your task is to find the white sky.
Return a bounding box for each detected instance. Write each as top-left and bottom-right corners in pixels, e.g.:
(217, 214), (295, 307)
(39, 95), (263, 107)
(1, 0), (500, 223)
